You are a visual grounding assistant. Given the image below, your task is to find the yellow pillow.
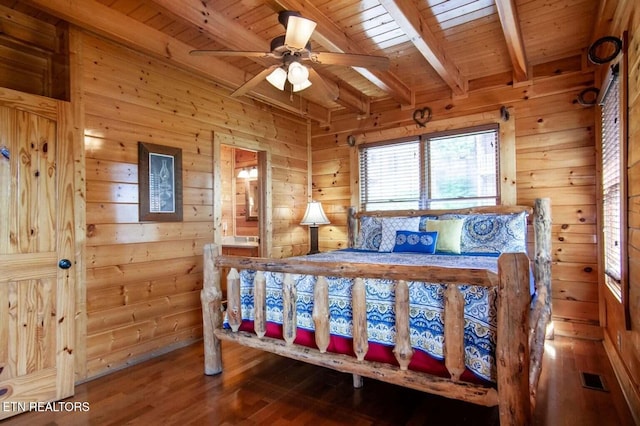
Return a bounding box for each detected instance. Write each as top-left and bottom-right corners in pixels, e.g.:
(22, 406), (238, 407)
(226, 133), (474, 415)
(426, 219), (464, 254)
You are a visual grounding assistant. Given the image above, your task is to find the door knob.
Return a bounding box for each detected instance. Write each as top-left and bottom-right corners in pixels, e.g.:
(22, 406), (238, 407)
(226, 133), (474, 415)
(58, 259), (72, 269)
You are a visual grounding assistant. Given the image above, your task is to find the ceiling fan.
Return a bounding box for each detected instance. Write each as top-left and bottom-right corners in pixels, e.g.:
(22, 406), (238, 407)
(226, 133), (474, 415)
(190, 11), (390, 98)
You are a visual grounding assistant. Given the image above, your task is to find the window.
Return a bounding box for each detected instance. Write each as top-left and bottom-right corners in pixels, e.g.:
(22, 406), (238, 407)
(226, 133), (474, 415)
(600, 64), (624, 298)
(359, 125), (499, 211)
(359, 140), (421, 210)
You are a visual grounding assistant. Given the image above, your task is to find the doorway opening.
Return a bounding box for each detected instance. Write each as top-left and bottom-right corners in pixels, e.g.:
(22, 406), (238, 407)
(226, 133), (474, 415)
(217, 143), (269, 258)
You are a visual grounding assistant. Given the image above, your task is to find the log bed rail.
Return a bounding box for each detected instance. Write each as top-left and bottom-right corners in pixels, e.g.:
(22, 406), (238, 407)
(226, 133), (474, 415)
(201, 198), (551, 426)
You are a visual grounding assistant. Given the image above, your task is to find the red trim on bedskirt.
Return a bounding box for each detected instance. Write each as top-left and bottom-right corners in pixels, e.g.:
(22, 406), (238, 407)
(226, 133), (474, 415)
(236, 321), (490, 386)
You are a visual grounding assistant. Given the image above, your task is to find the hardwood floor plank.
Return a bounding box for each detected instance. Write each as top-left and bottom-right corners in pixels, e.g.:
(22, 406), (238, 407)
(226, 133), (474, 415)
(1, 337), (633, 425)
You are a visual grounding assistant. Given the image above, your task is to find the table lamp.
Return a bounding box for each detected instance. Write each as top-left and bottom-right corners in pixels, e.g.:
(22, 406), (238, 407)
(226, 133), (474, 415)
(300, 201), (330, 254)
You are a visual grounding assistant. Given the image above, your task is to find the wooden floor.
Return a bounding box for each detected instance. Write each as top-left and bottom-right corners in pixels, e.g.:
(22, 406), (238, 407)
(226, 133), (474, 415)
(2, 336), (635, 425)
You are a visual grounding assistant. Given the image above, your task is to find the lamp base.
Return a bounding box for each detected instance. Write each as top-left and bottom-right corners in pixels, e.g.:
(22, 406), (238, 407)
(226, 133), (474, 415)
(308, 226), (320, 255)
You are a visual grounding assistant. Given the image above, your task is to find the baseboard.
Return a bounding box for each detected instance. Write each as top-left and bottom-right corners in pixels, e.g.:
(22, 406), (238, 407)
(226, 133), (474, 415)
(76, 337), (202, 385)
(603, 333), (640, 425)
(552, 320), (603, 340)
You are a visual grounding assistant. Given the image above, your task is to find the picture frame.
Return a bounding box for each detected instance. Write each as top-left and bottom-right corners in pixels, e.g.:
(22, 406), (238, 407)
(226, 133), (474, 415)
(138, 142), (183, 222)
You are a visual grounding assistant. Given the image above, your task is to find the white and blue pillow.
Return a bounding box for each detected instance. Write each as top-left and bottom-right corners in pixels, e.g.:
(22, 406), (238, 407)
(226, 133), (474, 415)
(439, 212), (527, 254)
(378, 216), (421, 252)
(393, 230), (438, 254)
(355, 216), (383, 250)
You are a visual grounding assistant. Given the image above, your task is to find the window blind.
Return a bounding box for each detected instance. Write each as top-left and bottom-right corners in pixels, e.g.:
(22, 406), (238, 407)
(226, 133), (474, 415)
(359, 140), (420, 211)
(600, 70), (622, 287)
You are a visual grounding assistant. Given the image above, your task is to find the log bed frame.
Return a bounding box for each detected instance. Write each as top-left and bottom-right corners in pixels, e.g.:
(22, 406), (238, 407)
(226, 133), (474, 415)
(201, 198), (552, 425)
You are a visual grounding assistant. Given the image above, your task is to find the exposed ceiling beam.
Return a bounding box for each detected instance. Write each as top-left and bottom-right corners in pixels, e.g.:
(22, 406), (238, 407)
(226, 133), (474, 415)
(379, 0), (467, 97)
(268, 0), (413, 106)
(153, 0), (368, 114)
(494, 0), (529, 82)
(26, 0), (330, 123)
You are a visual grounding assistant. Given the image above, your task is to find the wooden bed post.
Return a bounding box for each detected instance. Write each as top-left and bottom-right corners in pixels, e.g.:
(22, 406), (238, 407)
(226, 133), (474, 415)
(312, 276), (330, 353)
(254, 271), (267, 338)
(348, 207), (357, 248)
(226, 268), (242, 332)
(496, 252), (531, 425)
(529, 198), (552, 407)
(201, 243), (223, 375)
(533, 197), (552, 338)
(393, 280), (414, 370)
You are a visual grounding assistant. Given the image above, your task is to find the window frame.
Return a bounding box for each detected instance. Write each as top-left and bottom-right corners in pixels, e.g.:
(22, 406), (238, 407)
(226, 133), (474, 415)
(596, 34), (630, 329)
(358, 124), (501, 212)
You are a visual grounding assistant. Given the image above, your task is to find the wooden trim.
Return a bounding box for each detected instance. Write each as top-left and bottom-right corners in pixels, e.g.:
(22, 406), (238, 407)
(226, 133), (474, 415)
(620, 31), (630, 329)
(214, 329), (500, 407)
(214, 134), (272, 258)
(56, 99), (78, 401)
(214, 256), (498, 287)
(353, 204), (532, 219)
(69, 26), (88, 384)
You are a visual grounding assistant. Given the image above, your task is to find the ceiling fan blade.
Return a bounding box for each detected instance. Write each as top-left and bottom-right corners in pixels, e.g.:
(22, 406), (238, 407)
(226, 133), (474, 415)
(190, 49), (274, 58)
(307, 67), (339, 104)
(284, 15), (317, 50)
(231, 65), (279, 98)
(310, 52), (390, 71)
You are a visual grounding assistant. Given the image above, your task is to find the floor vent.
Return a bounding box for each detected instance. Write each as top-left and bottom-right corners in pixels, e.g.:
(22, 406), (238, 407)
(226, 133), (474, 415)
(580, 372), (608, 392)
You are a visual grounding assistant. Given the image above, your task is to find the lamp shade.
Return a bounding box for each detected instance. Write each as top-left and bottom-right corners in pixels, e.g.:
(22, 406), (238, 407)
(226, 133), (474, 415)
(284, 16), (317, 50)
(287, 62), (309, 85)
(237, 169), (250, 179)
(266, 67), (287, 90)
(300, 201), (330, 226)
(292, 79), (312, 92)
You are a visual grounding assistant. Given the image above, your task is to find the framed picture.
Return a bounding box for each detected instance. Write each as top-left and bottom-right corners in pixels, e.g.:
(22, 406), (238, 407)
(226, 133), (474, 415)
(138, 142), (183, 222)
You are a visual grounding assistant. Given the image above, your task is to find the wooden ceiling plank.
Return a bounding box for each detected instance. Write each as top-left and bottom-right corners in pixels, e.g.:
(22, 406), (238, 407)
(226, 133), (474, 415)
(495, 0), (529, 82)
(378, 0), (467, 97)
(27, 0), (329, 123)
(268, 0), (413, 106)
(152, 0), (366, 113)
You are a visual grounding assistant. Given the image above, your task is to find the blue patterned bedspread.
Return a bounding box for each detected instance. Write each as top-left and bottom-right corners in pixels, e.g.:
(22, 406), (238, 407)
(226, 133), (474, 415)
(232, 249), (502, 382)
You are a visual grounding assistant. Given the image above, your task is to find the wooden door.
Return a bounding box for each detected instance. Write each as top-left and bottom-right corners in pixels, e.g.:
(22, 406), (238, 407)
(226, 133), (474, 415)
(0, 91), (76, 420)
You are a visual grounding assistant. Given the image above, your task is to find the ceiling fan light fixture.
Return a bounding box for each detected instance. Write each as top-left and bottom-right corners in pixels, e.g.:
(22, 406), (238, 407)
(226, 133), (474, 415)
(292, 79), (312, 92)
(284, 15), (317, 50)
(266, 67), (287, 90)
(287, 61), (309, 85)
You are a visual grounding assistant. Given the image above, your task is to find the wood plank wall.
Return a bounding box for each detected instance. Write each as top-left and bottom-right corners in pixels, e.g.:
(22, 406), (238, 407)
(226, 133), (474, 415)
(311, 60), (599, 340)
(80, 32), (308, 379)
